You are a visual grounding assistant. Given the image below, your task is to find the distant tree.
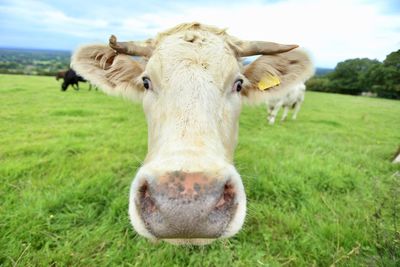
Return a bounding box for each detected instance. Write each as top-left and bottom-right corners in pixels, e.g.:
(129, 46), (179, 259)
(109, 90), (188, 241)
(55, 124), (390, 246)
(383, 50), (400, 92)
(329, 58), (381, 95)
(383, 49), (400, 68)
(305, 77), (332, 92)
(304, 50), (399, 99)
(365, 64), (386, 93)
(367, 50), (400, 99)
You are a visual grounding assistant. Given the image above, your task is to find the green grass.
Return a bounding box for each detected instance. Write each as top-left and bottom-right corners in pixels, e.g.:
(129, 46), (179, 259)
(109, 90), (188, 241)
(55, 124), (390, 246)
(1, 74), (399, 266)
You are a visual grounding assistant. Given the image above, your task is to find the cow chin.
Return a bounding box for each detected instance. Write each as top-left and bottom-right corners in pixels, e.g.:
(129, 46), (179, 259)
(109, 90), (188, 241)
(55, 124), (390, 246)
(163, 238), (216, 246)
(128, 165), (246, 245)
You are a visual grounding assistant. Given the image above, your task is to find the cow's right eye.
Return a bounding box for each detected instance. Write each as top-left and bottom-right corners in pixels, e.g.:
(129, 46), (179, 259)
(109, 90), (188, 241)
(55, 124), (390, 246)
(233, 79), (243, 93)
(142, 77), (152, 90)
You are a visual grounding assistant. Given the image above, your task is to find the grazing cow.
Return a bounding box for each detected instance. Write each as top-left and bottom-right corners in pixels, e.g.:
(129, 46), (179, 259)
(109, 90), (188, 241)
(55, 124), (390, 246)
(59, 68), (95, 91)
(266, 83), (307, 124)
(71, 22), (314, 245)
(61, 69), (85, 91)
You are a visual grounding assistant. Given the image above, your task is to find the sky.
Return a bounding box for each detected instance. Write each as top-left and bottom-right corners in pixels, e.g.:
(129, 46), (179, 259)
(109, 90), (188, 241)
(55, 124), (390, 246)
(0, 0), (399, 68)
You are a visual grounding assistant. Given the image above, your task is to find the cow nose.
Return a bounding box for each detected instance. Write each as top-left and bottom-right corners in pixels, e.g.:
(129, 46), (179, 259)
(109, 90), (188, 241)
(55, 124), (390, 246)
(137, 172), (237, 239)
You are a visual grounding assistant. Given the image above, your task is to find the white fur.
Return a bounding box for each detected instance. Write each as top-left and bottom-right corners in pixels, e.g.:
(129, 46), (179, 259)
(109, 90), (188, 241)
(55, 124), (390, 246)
(129, 31), (246, 244)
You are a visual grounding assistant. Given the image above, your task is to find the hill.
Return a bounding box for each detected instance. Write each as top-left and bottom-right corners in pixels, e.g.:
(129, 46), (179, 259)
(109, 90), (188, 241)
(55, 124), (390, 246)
(0, 48), (71, 76)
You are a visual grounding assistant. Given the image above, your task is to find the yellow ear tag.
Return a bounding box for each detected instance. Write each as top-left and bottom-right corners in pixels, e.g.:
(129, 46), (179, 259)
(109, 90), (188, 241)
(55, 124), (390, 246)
(257, 74), (280, 91)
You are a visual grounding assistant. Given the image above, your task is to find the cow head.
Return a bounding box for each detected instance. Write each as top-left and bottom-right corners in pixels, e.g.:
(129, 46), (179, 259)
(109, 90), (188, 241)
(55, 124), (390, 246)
(71, 22), (313, 245)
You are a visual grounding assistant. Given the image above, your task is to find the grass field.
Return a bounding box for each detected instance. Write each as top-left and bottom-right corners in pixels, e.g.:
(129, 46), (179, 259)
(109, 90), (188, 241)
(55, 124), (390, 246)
(1, 74), (399, 266)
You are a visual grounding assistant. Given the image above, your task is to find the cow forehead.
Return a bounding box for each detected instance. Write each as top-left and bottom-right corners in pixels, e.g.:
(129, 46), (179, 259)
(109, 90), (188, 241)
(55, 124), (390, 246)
(147, 30), (240, 87)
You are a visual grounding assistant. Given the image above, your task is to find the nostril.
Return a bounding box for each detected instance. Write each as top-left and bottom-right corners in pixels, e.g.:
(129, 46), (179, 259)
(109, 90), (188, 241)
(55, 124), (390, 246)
(139, 182), (157, 214)
(215, 182), (236, 210)
(135, 176), (240, 239)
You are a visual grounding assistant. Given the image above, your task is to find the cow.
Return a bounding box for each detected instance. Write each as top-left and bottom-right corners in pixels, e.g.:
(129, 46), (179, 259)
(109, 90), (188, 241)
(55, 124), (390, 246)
(60, 68), (85, 91)
(266, 83), (307, 124)
(59, 68), (95, 91)
(71, 22), (314, 245)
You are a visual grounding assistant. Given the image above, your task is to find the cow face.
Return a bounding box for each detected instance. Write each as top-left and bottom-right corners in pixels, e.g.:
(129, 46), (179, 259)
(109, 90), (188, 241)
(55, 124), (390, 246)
(71, 22), (313, 245)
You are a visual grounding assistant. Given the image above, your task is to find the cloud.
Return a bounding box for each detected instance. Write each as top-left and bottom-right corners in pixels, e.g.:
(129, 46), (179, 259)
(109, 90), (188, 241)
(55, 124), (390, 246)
(1, 0), (399, 67)
(0, 0), (108, 38)
(113, 0), (400, 67)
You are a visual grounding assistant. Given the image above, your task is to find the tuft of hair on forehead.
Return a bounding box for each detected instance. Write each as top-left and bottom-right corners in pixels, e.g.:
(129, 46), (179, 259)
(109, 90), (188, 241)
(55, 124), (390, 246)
(154, 22), (229, 45)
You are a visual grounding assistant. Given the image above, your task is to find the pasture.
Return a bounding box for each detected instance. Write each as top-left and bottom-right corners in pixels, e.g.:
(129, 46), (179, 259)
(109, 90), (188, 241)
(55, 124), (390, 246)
(0, 74), (399, 266)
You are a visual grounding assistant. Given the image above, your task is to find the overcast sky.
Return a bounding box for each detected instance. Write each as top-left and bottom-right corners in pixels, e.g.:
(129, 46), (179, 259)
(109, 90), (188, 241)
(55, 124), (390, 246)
(0, 0), (399, 68)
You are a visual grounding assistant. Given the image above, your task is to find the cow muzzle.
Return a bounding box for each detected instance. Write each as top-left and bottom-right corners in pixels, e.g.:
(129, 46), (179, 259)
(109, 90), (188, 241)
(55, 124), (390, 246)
(131, 171), (241, 241)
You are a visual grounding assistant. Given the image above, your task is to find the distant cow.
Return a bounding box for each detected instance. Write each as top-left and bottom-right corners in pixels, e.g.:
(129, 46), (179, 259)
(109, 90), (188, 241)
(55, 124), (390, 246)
(57, 68), (94, 91)
(266, 83), (307, 124)
(61, 69), (85, 91)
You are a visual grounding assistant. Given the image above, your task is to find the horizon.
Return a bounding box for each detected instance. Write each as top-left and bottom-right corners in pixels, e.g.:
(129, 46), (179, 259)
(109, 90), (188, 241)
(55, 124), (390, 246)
(0, 46), (71, 52)
(1, 46), (396, 71)
(0, 46), (336, 70)
(1, 0), (399, 68)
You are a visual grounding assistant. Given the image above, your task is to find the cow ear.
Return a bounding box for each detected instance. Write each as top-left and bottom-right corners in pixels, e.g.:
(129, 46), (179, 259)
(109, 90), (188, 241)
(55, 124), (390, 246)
(241, 49), (314, 105)
(71, 45), (145, 102)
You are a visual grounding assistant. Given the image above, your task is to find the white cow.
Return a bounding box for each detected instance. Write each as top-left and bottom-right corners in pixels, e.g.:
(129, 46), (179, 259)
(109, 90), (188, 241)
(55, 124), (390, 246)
(71, 22), (314, 245)
(266, 83), (306, 124)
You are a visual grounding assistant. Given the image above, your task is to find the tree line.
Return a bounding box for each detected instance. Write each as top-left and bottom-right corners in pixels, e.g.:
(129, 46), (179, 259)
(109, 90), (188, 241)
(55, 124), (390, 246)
(306, 49), (400, 99)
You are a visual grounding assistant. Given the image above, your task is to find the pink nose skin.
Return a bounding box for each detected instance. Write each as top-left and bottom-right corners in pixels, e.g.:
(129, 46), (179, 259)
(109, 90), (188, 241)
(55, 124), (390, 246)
(136, 171), (237, 239)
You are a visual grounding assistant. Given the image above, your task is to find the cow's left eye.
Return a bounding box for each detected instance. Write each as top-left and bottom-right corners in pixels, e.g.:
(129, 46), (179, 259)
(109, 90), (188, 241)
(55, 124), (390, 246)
(233, 79), (243, 93)
(142, 77), (152, 90)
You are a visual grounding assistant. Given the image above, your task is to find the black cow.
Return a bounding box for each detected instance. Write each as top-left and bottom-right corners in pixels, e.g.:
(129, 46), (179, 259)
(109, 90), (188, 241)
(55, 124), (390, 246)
(61, 69), (93, 91)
